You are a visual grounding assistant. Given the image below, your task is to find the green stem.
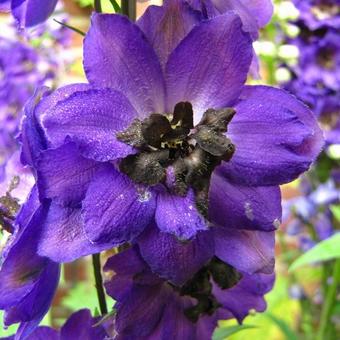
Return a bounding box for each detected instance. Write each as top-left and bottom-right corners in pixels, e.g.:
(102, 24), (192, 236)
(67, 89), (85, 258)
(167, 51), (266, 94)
(92, 253), (108, 315)
(121, 0), (136, 21)
(316, 259), (340, 340)
(94, 0), (102, 13)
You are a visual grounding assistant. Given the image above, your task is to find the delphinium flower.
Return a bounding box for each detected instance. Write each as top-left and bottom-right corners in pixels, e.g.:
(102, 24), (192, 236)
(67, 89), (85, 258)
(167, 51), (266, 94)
(0, 35), (57, 164)
(103, 247), (275, 339)
(281, 0), (340, 146)
(0, 4), (324, 339)
(2, 309), (111, 340)
(0, 0), (59, 28)
(283, 175), (339, 251)
(293, 0), (340, 30)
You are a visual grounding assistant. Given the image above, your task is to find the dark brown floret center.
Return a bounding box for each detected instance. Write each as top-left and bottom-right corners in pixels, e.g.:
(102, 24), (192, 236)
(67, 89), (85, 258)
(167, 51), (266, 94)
(116, 102), (236, 216)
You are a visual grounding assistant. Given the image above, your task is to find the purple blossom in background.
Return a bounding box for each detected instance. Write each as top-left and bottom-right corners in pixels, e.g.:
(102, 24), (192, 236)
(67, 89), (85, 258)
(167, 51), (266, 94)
(283, 176), (339, 251)
(293, 0), (340, 30)
(19, 13), (323, 288)
(0, 0), (58, 28)
(104, 247), (275, 339)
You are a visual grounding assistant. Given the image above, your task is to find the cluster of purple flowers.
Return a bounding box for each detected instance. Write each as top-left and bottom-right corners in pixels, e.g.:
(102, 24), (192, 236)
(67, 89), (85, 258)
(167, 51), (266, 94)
(0, 0), (324, 339)
(283, 0), (340, 145)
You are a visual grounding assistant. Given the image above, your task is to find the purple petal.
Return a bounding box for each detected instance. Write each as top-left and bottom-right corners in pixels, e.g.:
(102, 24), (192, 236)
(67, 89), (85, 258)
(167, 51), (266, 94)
(42, 88), (137, 161)
(60, 309), (108, 340)
(82, 165), (156, 245)
(4, 262), (59, 327)
(36, 142), (101, 205)
(137, 1), (201, 68)
(138, 225), (214, 285)
(155, 190), (207, 240)
(165, 12), (252, 117)
(209, 173), (281, 231)
(0, 205), (48, 308)
(84, 13), (166, 116)
(37, 203), (111, 263)
(0, 0), (10, 12)
(213, 272), (275, 323)
(11, 0), (58, 28)
(20, 326), (59, 340)
(220, 85), (324, 186)
(214, 228), (275, 274)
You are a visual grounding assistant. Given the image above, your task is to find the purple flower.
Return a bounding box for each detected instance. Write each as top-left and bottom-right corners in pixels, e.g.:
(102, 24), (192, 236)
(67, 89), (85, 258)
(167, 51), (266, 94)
(293, 30), (340, 91)
(185, 0), (273, 38)
(0, 187), (60, 339)
(103, 247), (275, 339)
(0, 0), (58, 28)
(22, 13), (323, 286)
(293, 0), (340, 30)
(2, 309), (110, 340)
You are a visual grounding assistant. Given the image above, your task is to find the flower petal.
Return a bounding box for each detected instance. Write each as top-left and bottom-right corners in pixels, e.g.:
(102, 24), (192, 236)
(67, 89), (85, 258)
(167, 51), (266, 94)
(42, 88), (137, 161)
(36, 142), (101, 206)
(165, 12), (252, 118)
(11, 0), (58, 28)
(84, 13), (166, 116)
(138, 225), (214, 285)
(155, 189), (207, 240)
(37, 203), (111, 263)
(137, 1), (201, 68)
(213, 272), (275, 323)
(214, 228), (275, 274)
(209, 173), (281, 231)
(220, 85), (324, 186)
(82, 165), (156, 245)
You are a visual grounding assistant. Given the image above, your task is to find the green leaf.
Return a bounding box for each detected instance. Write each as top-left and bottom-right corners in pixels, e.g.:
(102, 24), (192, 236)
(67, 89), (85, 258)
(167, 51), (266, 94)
(265, 313), (298, 340)
(330, 205), (340, 222)
(289, 233), (340, 271)
(108, 0), (121, 13)
(213, 324), (256, 340)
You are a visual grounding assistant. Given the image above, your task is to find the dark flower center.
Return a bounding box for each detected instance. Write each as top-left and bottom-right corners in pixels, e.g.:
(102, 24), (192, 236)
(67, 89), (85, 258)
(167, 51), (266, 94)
(178, 257), (242, 323)
(116, 102), (236, 216)
(317, 46), (335, 69)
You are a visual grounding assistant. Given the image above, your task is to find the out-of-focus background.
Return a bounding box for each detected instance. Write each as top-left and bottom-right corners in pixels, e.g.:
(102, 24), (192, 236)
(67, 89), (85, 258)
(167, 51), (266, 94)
(0, 0), (339, 339)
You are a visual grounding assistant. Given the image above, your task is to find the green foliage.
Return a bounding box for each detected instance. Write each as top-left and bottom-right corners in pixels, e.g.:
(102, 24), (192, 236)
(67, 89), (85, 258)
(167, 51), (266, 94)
(290, 234), (340, 271)
(265, 313), (298, 340)
(0, 311), (18, 337)
(213, 324), (256, 340)
(330, 205), (340, 222)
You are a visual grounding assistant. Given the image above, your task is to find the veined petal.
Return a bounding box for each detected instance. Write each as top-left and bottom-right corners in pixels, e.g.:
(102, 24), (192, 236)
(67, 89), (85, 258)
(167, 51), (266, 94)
(138, 225), (214, 285)
(209, 173), (282, 231)
(214, 228), (275, 274)
(84, 13), (166, 116)
(82, 165), (156, 245)
(42, 88), (137, 162)
(220, 85), (324, 186)
(37, 203), (111, 263)
(165, 12), (252, 119)
(155, 190), (207, 240)
(36, 142), (101, 206)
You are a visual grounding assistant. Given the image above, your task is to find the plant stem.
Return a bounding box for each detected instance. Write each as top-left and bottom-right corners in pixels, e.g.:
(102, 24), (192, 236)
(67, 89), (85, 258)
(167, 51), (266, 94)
(121, 0), (136, 21)
(92, 253), (108, 315)
(94, 0), (102, 13)
(316, 259), (340, 340)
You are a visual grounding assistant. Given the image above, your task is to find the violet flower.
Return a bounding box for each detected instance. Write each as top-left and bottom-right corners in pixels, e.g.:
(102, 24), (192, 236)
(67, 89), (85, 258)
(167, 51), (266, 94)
(104, 247), (275, 339)
(2, 309), (110, 340)
(293, 0), (340, 30)
(0, 0), (58, 28)
(0, 186), (60, 340)
(22, 13), (322, 286)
